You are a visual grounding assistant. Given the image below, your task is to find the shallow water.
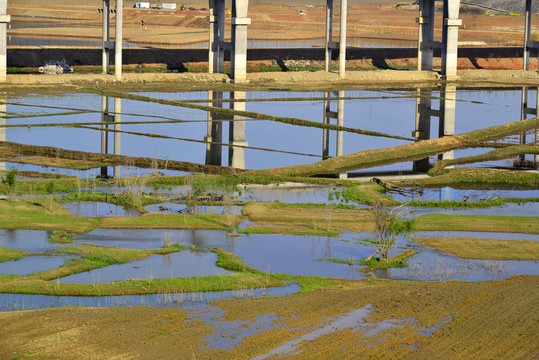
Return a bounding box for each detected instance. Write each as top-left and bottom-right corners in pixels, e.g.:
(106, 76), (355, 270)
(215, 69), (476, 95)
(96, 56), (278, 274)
(0, 284), (301, 312)
(62, 201), (140, 217)
(376, 244), (539, 282)
(58, 251), (231, 283)
(0, 256), (68, 276)
(393, 188), (539, 203)
(144, 202), (243, 215)
(3, 88), (537, 177)
(0, 230), (56, 252)
(405, 202), (539, 218)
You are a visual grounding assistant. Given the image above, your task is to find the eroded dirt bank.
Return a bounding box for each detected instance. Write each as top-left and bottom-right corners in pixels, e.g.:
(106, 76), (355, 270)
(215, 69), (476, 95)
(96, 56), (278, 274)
(0, 276), (536, 359)
(5, 69), (539, 89)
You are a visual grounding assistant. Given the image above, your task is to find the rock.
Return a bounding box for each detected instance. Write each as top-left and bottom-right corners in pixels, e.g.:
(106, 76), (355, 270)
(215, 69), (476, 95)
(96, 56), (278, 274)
(38, 59), (73, 74)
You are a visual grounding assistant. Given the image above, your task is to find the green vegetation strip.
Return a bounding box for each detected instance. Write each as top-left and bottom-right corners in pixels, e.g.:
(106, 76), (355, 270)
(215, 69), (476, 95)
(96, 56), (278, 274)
(416, 214), (539, 234)
(0, 248), (29, 263)
(404, 168), (539, 189)
(98, 213), (241, 230)
(430, 145), (539, 174)
(407, 197), (539, 208)
(0, 248), (286, 296)
(238, 225), (340, 237)
(247, 118), (538, 177)
(0, 140), (240, 175)
(81, 88), (413, 141)
(414, 237), (539, 260)
(30, 244), (184, 281)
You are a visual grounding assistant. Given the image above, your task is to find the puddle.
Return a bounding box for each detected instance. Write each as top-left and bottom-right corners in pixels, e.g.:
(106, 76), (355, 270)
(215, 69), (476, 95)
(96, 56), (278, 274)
(0, 284), (301, 312)
(393, 188), (539, 203)
(144, 202), (242, 215)
(0, 256), (68, 276)
(57, 251), (231, 283)
(73, 228), (231, 250)
(61, 201), (140, 217)
(0, 230), (57, 252)
(374, 245), (539, 282)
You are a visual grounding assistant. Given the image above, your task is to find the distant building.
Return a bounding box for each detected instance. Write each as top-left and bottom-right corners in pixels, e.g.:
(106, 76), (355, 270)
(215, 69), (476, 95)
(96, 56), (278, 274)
(135, 2), (150, 8)
(162, 3), (176, 10)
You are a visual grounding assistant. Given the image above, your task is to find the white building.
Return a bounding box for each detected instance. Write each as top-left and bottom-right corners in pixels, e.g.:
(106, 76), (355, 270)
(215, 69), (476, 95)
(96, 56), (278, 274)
(135, 2), (150, 8)
(162, 3), (176, 9)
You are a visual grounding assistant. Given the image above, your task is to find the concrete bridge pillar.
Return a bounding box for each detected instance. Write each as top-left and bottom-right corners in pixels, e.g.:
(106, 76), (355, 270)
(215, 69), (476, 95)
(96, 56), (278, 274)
(441, 0), (461, 79)
(0, 0), (10, 83)
(325, 0), (347, 77)
(102, 0), (111, 74)
(115, 0), (123, 80)
(205, 91), (224, 166)
(229, 91), (247, 169)
(208, 0), (225, 73)
(417, 0), (435, 71)
(102, 0), (122, 78)
(231, 0), (250, 82)
(523, 0), (539, 71)
(208, 0), (250, 82)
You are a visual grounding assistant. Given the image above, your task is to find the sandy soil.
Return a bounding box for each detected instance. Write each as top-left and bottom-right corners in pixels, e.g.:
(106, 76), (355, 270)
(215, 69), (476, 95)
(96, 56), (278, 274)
(0, 275), (536, 359)
(6, 1), (538, 48)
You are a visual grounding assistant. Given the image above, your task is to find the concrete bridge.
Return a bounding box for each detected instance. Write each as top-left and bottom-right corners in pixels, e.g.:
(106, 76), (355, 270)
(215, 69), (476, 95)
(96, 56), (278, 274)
(0, 0), (538, 81)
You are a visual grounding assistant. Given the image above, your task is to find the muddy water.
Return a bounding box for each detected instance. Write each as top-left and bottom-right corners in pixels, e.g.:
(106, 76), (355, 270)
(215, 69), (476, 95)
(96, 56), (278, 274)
(3, 88), (536, 177)
(58, 251), (231, 283)
(0, 284), (301, 312)
(62, 201), (140, 217)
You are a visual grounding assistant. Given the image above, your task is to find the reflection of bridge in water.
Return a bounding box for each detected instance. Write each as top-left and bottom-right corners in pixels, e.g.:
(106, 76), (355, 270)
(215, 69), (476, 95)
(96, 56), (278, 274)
(2, 0), (539, 81)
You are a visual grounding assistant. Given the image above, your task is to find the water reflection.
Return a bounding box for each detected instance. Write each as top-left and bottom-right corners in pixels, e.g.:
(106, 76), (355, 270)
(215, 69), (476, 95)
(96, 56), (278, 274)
(3, 88), (538, 175)
(205, 91), (247, 169)
(100, 96), (121, 178)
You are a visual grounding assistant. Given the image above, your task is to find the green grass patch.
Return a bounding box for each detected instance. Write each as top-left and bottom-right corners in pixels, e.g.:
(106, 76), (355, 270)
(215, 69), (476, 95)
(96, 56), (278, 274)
(359, 249), (419, 270)
(0, 199), (98, 233)
(99, 213), (241, 230)
(407, 197), (539, 208)
(416, 214), (539, 234)
(414, 237), (539, 260)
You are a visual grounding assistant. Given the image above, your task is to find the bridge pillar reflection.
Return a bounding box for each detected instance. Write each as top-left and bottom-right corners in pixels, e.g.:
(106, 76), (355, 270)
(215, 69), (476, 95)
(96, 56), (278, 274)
(100, 96), (122, 178)
(413, 88), (433, 172)
(229, 91), (247, 169)
(0, 92), (5, 171)
(438, 85), (456, 163)
(516, 87), (539, 169)
(205, 91), (224, 166)
(322, 91), (347, 179)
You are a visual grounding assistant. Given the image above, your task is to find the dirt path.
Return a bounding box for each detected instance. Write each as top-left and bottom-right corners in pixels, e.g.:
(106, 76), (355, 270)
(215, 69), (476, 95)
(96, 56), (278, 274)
(0, 276), (536, 359)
